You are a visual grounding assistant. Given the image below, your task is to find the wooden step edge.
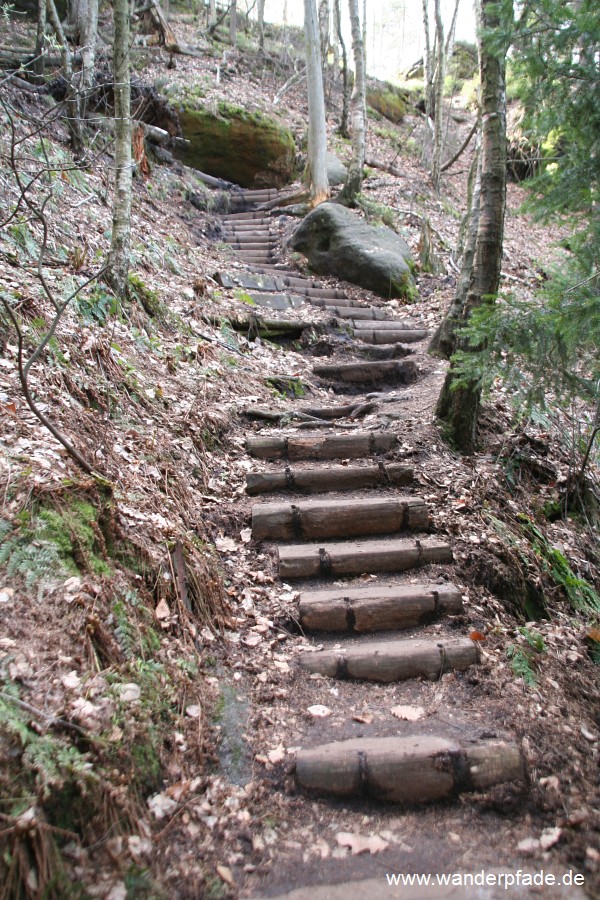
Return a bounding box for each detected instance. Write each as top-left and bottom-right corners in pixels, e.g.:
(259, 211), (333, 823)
(278, 536), (453, 579)
(245, 462), (413, 496)
(295, 736), (525, 802)
(298, 582), (462, 632)
(246, 432), (397, 461)
(251, 496), (429, 541)
(296, 636), (478, 681)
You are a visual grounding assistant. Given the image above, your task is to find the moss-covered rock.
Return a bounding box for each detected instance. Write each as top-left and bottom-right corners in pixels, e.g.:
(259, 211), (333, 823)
(366, 80), (409, 124)
(173, 101), (297, 189)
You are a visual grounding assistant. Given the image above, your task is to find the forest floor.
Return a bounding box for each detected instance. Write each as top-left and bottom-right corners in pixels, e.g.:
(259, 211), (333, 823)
(0, 12), (599, 900)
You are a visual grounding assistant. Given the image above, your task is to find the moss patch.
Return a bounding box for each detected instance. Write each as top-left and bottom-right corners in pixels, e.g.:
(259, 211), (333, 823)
(173, 102), (297, 188)
(366, 82), (408, 124)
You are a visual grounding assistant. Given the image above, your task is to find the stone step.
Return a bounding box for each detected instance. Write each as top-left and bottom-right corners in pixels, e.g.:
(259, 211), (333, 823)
(306, 296), (364, 309)
(248, 293), (304, 311)
(297, 636), (478, 681)
(278, 536), (453, 579)
(298, 582), (462, 632)
(354, 328), (430, 344)
(246, 431), (397, 460)
(246, 461), (413, 496)
(251, 496), (429, 541)
(216, 271), (322, 292)
(313, 359), (418, 384)
(295, 736), (525, 802)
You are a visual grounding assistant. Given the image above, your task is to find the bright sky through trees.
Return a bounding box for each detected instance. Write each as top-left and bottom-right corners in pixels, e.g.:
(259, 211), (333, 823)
(261, 0), (476, 79)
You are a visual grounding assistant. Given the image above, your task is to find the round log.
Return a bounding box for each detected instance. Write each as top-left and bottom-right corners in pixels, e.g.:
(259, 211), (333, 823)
(245, 462), (413, 496)
(312, 360), (418, 384)
(246, 432), (397, 461)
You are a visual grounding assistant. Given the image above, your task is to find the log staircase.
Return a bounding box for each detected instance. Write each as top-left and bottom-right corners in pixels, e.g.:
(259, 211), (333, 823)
(215, 188), (524, 812)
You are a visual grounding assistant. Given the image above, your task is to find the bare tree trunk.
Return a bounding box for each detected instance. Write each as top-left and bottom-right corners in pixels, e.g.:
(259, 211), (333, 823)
(105, 0), (132, 296)
(334, 0), (349, 136)
(433, 0), (508, 452)
(47, 0), (84, 158)
(319, 0), (330, 65)
(69, 0), (99, 116)
(445, 0), (461, 61)
(208, 0), (216, 29)
(421, 0), (433, 118)
(34, 0), (46, 78)
(430, 0), (445, 191)
(230, 0), (237, 46)
(340, 0), (366, 203)
(257, 0), (265, 50)
(304, 0), (330, 205)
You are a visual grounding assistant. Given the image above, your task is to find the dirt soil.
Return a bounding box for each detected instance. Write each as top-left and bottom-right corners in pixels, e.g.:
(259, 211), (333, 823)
(0, 12), (599, 900)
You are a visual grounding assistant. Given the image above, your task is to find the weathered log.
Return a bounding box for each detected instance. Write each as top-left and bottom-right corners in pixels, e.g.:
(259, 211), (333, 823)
(331, 307), (390, 320)
(208, 316), (311, 339)
(295, 736), (525, 802)
(313, 360), (418, 384)
(354, 329), (429, 345)
(300, 401), (379, 419)
(299, 582), (462, 632)
(246, 462), (413, 496)
(246, 432), (397, 461)
(278, 536), (452, 579)
(252, 496), (429, 541)
(353, 320), (428, 331)
(298, 636), (477, 681)
(307, 296), (362, 308)
(365, 155), (403, 177)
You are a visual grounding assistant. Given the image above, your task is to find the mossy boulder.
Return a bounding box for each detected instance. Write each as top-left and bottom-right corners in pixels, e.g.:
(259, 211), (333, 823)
(173, 101), (297, 189)
(366, 80), (409, 124)
(290, 202), (416, 300)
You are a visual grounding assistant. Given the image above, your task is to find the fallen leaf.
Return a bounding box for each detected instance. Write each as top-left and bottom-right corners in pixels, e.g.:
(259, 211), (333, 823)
(147, 793), (178, 820)
(240, 527), (252, 543)
(185, 705), (201, 718)
(469, 630), (487, 642)
(216, 864), (234, 885)
(540, 827), (562, 850)
(336, 832), (389, 855)
(517, 837), (540, 854)
(155, 598), (171, 620)
(61, 671), (81, 690)
(216, 536), (237, 552)
(267, 743), (286, 764)
(307, 704), (331, 718)
(116, 683), (141, 703)
(391, 705), (425, 721)
(352, 711), (374, 724)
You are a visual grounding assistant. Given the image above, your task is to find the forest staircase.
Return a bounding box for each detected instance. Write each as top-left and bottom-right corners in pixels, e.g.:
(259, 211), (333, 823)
(214, 188), (525, 811)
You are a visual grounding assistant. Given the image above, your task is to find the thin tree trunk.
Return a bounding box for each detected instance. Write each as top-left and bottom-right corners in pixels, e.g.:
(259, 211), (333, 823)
(421, 0), (433, 118)
(445, 0), (461, 61)
(257, 0), (265, 49)
(340, 0), (366, 203)
(105, 0), (132, 296)
(304, 0), (330, 205)
(47, 0), (83, 158)
(319, 0), (330, 65)
(433, 0), (508, 452)
(431, 0), (445, 191)
(334, 0), (349, 136)
(208, 0), (216, 28)
(230, 0), (237, 46)
(34, 0), (46, 78)
(69, 0), (98, 117)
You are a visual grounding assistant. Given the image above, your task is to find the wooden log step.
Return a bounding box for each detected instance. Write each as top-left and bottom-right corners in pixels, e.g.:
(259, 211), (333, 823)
(220, 211), (272, 221)
(228, 241), (273, 251)
(233, 250), (272, 259)
(297, 636), (478, 681)
(295, 736), (525, 802)
(306, 296), (362, 309)
(246, 462), (413, 496)
(353, 320), (427, 331)
(354, 329), (429, 345)
(278, 536), (452, 579)
(298, 582), (462, 632)
(313, 360), (418, 384)
(299, 287), (348, 300)
(327, 306), (387, 319)
(335, 307), (390, 320)
(246, 432), (397, 460)
(248, 293), (304, 311)
(252, 496), (429, 541)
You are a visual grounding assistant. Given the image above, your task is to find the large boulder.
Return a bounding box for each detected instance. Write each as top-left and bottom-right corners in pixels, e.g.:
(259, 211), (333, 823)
(326, 152), (347, 186)
(366, 80), (409, 124)
(290, 203), (416, 300)
(173, 102), (296, 188)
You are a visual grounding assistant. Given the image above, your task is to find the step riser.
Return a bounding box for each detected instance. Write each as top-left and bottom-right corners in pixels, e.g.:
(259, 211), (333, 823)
(246, 432), (396, 461)
(297, 637), (478, 682)
(252, 497), (429, 541)
(296, 737), (525, 803)
(355, 329), (429, 344)
(246, 462), (413, 496)
(313, 360), (418, 384)
(278, 537), (453, 579)
(298, 584), (462, 632)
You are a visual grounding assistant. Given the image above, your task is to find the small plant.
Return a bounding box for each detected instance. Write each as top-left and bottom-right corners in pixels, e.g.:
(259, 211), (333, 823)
(77, 284), (119, 324)
(507, 626), (546, 686)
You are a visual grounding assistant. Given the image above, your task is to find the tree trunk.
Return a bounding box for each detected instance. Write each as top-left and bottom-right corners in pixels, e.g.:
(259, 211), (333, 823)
(257, 0), (265, 50)
(319, 0), (330, 65)
(208, 0), (216, 29)
(47, 0), (83, 158)
(69, 0), (98, 117)
(430, 0), (445, 191)
(421, 0), (433, 118)
(230, 0), (237, 47)
(34, 0), (46, 78)
(340, 0), (366, 203)
(334, 0), (349, 136)
(105, 0), (132, 296)
(304, 0), (330, 205)
(433, 0), (508, 452)
(445, 0), (461, 61)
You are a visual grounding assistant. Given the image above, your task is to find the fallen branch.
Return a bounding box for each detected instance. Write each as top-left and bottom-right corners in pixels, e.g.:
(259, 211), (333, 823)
(440, 117), (478, 173)
(365, 155), (403, 178)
